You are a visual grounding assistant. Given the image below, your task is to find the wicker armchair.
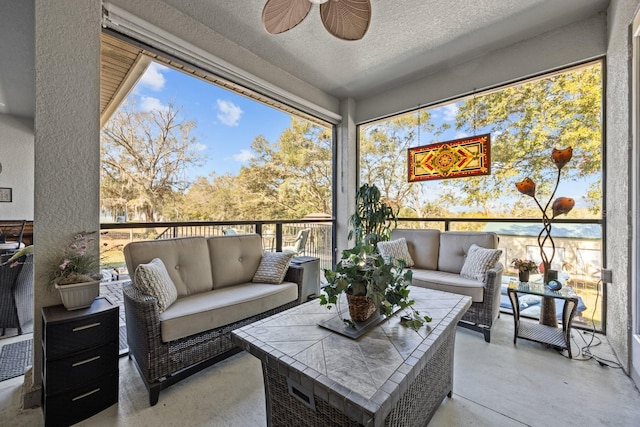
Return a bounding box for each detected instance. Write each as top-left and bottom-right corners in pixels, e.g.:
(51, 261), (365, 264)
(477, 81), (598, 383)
(0, 253), (33, 336)
(123, 265), (304, 406)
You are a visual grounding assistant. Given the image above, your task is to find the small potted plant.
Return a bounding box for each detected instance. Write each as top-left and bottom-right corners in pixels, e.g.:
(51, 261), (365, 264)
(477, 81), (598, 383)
(50, 231), (102, 310)
(511, 258), (538, 282)
(320, 244), (431, 330)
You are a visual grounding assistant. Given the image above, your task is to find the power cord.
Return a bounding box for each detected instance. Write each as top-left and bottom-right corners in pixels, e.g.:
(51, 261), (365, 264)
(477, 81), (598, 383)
(565, 279), (622, 368)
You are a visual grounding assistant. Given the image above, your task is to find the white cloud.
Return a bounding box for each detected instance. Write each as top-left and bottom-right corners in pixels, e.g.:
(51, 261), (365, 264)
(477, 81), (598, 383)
(216, 99), (243, 126)
(443, 104), (459, 121)
(139, 96), (169, 112)
(232, 149), (253, 162)
(455, 131), (469, 139)
(195, 143), (207, 151)
(138, 62), (168, 91)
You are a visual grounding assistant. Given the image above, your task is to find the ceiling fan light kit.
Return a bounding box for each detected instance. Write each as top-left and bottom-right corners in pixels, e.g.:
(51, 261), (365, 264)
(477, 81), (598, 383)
(262, 0), (371, 41)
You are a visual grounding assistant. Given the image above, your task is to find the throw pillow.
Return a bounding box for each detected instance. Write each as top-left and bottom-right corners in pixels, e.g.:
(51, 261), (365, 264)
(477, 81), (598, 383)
(460, 244), (502, 281)
(377, 238), (415, 267)
(134, 258), (178, 312)
(252, 251), (295, 284)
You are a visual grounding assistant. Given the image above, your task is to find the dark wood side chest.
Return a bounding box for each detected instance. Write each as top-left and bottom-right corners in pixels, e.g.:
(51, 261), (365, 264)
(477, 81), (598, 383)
(42, 297), (119, 426)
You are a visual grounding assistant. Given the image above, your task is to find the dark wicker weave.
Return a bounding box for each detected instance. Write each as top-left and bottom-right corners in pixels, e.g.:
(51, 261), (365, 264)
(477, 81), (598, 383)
(123, 265), (304, 406)
(262, 326), (456, 427)
(0, 253), (33, 335)
(458, 266), (502, 343)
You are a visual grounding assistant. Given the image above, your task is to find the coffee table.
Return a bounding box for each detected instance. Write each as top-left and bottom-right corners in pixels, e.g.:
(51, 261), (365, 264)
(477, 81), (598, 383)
(231, 286), (471, 427)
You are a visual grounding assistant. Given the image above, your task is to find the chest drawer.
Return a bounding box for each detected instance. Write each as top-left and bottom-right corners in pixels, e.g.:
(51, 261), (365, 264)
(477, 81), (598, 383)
(44, 341), (118, 395)
(43, 300), (118, 358)
(43, 373), (118, 427)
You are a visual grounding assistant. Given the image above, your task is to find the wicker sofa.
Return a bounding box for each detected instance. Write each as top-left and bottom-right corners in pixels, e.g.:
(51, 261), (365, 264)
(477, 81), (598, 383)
(123, 234), (304, 406)
(388, 229), (503, 342)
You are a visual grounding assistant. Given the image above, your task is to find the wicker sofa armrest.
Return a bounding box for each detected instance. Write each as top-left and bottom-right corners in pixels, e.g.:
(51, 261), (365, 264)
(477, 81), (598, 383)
(122, 282), (169, 382)
(283, 264), (305, 304)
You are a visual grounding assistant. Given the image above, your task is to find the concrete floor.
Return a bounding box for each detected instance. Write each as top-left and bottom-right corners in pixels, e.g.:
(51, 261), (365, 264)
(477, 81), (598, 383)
(1, 313), (639, 426)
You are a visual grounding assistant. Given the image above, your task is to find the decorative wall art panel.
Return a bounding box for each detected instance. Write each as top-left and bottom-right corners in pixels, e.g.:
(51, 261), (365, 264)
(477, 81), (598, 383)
(408, 134), (491, 182)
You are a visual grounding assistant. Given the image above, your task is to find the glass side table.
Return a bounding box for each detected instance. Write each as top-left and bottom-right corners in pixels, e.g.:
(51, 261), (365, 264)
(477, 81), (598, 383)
(507, 281), (579, 358)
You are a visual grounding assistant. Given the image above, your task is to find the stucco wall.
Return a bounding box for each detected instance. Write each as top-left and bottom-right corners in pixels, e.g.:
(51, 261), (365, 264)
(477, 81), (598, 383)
(0, 114), (34, 219)
(356, 13), (607, 124)
(605, 0), (640, 373)
(29, 0), (101, 402)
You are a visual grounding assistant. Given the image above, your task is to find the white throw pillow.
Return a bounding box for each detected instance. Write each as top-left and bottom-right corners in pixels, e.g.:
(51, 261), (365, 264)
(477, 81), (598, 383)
(134, 258), (178, 312)
(252, 251), (294, 284)
(377, 238), (415, 267)
(460, 244), (502, 281)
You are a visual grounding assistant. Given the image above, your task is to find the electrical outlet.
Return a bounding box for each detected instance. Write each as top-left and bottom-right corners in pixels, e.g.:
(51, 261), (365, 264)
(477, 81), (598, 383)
(601, 268), (613, 284)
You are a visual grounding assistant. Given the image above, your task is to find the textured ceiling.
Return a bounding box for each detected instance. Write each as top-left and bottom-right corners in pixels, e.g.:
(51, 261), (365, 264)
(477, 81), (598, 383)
(162, 0), (609, 99)
(0, 0), (609, 118)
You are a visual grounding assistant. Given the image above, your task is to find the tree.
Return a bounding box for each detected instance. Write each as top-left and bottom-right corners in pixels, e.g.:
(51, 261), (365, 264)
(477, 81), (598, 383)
(448, 64), (602, 215)
(101, 100), (204, 221)
(358, 63), (603, 218)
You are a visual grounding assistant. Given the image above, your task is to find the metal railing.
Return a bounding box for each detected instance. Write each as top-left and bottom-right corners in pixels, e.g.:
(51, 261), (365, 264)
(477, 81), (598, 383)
(101, 216), (604, 331)
(100, 219), (335, 274)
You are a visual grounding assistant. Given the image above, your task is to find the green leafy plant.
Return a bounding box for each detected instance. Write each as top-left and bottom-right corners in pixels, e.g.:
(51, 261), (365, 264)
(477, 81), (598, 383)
(348, 183), (397, 248)
(320, 244), (431, 330)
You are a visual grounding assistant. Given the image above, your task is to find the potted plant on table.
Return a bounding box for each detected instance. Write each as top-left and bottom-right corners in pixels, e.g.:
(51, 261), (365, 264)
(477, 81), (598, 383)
(511, 258), (538, 282)
(322, 183), (430, 330)
(49, 231), (102, 310)
(320, 244), (431, 330)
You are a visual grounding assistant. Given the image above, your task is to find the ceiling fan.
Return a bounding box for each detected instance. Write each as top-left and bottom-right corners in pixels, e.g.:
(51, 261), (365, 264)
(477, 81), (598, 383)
(262, 0), (372, 41)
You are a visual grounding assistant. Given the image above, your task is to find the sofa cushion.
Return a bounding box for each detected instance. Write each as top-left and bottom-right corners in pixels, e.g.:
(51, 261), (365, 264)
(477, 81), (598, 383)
(460, 244), (502, 281)
(207, 234), (264, 289)
(134, 258), (178, 312)
(391, 229), (440, 270)
(438, 232), (499, 274)
(253, 251), (294, 284)
(411, 269), (485, 302)
(158, 281), (298, 342)
(124, 237), (213, 297)
(377, 238), (414, 267)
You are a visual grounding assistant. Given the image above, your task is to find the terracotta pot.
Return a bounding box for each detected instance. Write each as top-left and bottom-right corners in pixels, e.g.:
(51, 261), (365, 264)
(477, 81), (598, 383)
(55, 280), (99, 310)
(518, 271), (530, 282)
(346, 294), (377, 322)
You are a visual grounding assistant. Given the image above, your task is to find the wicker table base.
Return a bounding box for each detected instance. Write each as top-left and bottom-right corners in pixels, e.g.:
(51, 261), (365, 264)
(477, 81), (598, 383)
(232, 287), (471, 427)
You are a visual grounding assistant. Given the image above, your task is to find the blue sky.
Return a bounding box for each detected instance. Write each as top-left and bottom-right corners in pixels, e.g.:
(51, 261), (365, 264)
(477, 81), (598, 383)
(128, 61), (293, 178)
(126, 61), (596, 210)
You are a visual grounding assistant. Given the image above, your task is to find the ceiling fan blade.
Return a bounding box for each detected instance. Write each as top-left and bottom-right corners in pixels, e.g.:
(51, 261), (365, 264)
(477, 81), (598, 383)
(320, 0), (371, 41)
(262, 0), (313, 35)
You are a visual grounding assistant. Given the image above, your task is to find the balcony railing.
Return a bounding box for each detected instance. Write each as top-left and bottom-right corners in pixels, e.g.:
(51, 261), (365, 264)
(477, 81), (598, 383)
(101, 216), (604, 331)
(100, 219), (335, 276)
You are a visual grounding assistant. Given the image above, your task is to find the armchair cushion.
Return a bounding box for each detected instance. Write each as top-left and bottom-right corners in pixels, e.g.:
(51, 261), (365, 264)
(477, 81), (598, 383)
(252, 251), (294, 284)
(134, 258), (178, 312)
(460, 244), (502, 281)
(377, 238), (415, 267)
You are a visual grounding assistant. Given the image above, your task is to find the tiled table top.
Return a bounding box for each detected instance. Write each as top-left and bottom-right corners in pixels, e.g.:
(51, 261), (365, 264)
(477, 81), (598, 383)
(232, 286), (471, 425)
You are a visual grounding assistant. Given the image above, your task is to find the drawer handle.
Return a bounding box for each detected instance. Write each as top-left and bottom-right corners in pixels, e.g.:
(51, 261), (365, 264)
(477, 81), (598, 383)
(72, 322), (101, 332)
(72, 356), (100, 367)
(72, 388), (100, 401)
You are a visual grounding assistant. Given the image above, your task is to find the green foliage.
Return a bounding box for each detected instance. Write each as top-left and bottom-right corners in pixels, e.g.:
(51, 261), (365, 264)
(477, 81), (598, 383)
(101, 100), (204, 222)
(359, 62), (603, 218)
(319, 244), (431, 330)
(349, 183), (397, 247)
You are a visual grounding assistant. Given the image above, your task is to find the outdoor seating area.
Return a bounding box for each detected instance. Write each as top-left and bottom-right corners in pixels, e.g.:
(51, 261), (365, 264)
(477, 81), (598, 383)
(4, 0), (640, 426)
(1, 303), (638, 425)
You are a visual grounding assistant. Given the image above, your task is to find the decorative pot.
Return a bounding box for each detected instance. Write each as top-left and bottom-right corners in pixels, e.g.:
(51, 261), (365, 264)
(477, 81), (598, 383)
(346, 294), (377, 322)
(55, 280), (100, 310)
(518, 271), (530, 282)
